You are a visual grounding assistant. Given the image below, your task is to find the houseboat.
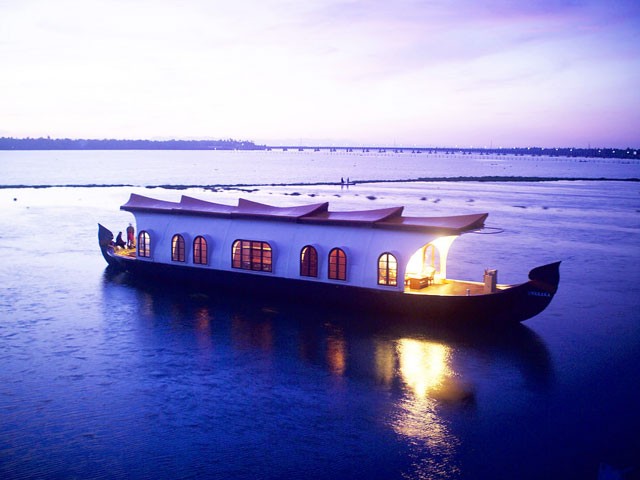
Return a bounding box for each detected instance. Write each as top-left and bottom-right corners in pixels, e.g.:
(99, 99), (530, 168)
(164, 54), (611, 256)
(98, 193), (560, 325)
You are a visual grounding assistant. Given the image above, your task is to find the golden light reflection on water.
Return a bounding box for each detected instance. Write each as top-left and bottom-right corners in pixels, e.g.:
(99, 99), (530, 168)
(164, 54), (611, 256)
(326, 326), (347, 376)
(392, 338), (462, 479)
(194, 306), (213, 351)
(374, 340), (395, 386)
(398, 339), (451, 399)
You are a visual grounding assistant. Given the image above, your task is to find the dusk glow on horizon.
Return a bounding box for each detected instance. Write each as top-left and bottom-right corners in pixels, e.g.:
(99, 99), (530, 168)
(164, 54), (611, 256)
(1, 0), (639, 148)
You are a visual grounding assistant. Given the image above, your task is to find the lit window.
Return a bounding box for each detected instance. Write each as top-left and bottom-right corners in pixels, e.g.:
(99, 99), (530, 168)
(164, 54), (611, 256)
(193, 236), (208, 265)
(138, 231), (151, 258)
(378, 252), (398, 286)
(232, 240), (272, 272)
(300, 245), (318, 277)
(171, 234), (186, 262)
(328, 248), (347, 281)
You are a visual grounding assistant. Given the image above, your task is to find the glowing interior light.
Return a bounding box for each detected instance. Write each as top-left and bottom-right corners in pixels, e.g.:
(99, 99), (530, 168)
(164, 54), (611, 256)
(430, 236), (457, 279)
(405, 249), (425, 277)
(405, 236), (458, 280)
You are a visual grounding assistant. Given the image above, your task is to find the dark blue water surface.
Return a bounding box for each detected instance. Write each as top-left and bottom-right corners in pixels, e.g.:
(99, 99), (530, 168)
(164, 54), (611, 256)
(1, 151), (639, 479)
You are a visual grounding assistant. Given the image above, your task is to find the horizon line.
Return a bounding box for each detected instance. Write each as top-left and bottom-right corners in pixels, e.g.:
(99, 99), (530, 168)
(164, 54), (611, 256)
(0, 136), (638, 151)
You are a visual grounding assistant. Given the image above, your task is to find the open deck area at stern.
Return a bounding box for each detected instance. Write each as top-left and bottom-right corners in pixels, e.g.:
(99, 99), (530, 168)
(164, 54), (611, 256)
(405, 280), (509, 296)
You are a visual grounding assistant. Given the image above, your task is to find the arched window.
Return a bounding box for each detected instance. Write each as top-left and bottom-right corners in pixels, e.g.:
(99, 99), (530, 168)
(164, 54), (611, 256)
(378, 252), (398, 286)
(300, 245), (318, 277)
(328, 248), (347, 281)
(171, 234), (186, 262)
(137, 231), (151, 258)
(232, 240), (272, 272)
(193, 236), (208, 265)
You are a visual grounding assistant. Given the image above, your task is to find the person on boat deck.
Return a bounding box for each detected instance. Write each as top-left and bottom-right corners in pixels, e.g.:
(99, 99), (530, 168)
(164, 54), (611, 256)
(115, 232), (126, 249)
(126, 223), (134, 248)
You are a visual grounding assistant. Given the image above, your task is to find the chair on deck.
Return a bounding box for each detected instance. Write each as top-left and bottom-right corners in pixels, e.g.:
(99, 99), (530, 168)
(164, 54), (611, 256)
(406, 266), (436, 289)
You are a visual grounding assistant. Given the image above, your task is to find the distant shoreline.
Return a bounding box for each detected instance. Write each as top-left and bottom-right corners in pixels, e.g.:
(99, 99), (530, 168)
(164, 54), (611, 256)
(1, 176), (638, 190)
(0, 137), (638, 159)
(0, 137), (262, 151)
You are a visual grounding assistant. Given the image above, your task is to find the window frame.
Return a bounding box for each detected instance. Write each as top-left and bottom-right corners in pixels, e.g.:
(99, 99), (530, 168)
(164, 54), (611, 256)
(300, 245), (318, 277)
(232, 239), (273, 272)
(171, 234), (186, 262)
(328, 247), (347, 281)
(193, 236), (208, 265)
(137, 231), (151, 258)
(377, 252), (398, 286)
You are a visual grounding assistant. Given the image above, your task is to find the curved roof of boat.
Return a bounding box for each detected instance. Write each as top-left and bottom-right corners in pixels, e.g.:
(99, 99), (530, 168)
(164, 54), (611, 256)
(121, 193), (487, 233)
(377, 213), (488, 232)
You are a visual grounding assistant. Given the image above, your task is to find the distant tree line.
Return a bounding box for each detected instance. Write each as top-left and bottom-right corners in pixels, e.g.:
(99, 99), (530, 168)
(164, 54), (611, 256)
(0, 137), (266, 150)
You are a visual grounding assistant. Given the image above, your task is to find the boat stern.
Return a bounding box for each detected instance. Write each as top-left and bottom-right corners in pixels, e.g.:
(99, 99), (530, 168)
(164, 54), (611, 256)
(98, 223), (120, 267)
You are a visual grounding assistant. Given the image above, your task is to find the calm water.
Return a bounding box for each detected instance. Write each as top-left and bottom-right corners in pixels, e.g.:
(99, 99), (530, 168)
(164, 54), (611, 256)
(1, 151), (639, 479)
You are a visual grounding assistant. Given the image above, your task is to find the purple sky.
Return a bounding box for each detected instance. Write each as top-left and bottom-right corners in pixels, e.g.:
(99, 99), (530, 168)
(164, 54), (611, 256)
(1, 0), (639, 147)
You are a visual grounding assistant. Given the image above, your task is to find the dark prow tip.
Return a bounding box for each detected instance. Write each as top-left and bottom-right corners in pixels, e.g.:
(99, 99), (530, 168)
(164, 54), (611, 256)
(528, 261), (561, 292)
(98, 223), (114, 248)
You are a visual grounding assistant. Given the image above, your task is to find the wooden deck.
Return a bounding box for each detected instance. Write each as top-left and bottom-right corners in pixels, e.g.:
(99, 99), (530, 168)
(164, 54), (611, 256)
(114, 247), (136, 258)
(405, 280), (509, 296)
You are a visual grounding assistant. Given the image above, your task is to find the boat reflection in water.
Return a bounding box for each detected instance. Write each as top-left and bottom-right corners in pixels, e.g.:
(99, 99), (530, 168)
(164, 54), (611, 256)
(101, 270), (552, 478)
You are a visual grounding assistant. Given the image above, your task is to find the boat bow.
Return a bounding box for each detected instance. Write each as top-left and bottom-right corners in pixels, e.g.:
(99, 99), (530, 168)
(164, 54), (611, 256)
(528, 261), (561, 294)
